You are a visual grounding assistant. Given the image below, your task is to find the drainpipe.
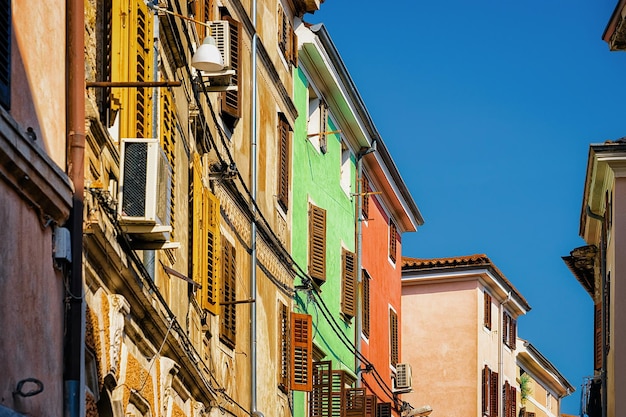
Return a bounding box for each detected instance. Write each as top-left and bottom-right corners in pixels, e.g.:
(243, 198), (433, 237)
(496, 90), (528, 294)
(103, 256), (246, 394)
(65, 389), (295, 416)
(355, 141), (376, 387)
(586, 205), (607, 417)
(65, 0), (85, 416)
(498, 292), (511, 417)
(250, 2), (262, 417)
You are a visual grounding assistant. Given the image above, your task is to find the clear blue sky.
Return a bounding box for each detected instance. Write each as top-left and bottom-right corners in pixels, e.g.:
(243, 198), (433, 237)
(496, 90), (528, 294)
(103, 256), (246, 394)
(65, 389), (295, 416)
(309, 1), (626, 414)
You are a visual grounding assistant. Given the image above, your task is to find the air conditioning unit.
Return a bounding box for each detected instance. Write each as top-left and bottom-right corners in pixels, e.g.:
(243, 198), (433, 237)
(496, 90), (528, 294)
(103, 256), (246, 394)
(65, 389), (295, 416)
(395, 363), (412, 390)
(200, 20), (237, 92)
(118, 139), (175, 247)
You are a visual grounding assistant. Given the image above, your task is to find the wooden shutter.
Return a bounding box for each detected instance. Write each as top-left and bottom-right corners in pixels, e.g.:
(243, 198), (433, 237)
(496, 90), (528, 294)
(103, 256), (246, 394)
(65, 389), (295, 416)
(221, 15), (241, 118)
(195, 0), (213, 40)
(220, 240), (236, 348)
(377, 403), (392, 417)
(161, 89), (176, 238)
(0, 0), (10, 109)
(278, 7), (288, 58)
(361, 176), (369, 219)
(279, 302), (289, 391)
(389, 221), (397, 262)
(509, 318), (516, 349)
(346, 389), (366, 417)
(192, 154), (205, 303)
(341, 249), (357, 318)
(502, 312), (509, 345)
(509, 386), (516, 417)
(364, 395), (377, 417)
(291, 313), (312, 391)
(308, 204), (327, 283)
(310, 361), (332, 417)
(389, 309), (398, 367)
(482, 365), (489, 415)
(594, 302), (602, 370)
(484, 292), (492, 330)
(490, 371), (498, 417)
(203, 187), (221, 314)
(362, 271), (370, 338)
(277, 114), (290, 211)
(319, 102), (328, 153)
(131, 0), (153, 138)
(502, 381), (509, 417)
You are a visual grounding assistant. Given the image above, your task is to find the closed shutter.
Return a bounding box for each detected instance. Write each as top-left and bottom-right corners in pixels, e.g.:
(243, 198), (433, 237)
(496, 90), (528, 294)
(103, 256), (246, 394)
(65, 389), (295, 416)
(291, 313), (312, 391)
(484, 292), (492, 329)
(594, 302), (602, 370)
(364, 395), (377, 417)
(482, 365), (489, 415)
(0, 0), (10, 109)
(161, 89), (176, 238)
(510, 386), (516, 417)
(509, 318), (516, 349)
(389, 309), (398, 367)
(361, 176), (369, 219)
(192, 154), (205, 305)
(203, 187), (221, 314)
(502, 312), (509, 345)
(308, 204), (327, 283)
(221, 15), (241, 118)
(490, 371), (498, 417)
(341, 249), (357, 318)
(319, 102), (328, 153)
(362, 271), (370, 338)
(195, 0), (213, 40)
(503, 381), (509, 417)
(389, 222), (397, 263)
(279, 302), (289, 391)
(220, 240), (236, 348)
(277, 114), (290, 211)
(377, 403), (392, 417)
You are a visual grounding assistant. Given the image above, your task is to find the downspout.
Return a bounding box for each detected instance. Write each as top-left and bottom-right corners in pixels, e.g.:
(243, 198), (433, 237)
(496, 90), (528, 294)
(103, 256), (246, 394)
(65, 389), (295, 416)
(355, 141), (376, 388)
(250, 1), (262, 417)
(499, 292), (511, 417)
(586, 205), (607, 417)
(65, 0), (85, 416)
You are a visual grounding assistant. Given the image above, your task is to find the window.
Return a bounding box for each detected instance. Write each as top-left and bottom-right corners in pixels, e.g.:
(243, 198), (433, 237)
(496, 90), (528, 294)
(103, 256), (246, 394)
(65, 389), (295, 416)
(161, 89), (176, 238)
(220, 12), (241, 124)
(111, 0), (154, 138)
(0, 0), (10, 110)
(484, 292), (492, 330)
(278, 5), (297, 66)
(503, 381), (516, 417)
(278, 302), (289, 392)
(389, 221), (398, 263)
(290, 313), (312, 391)
(362, 270), (370, 338)
(482, 365), (499, 417)
(307, 85), (328, 153)
(310, 362), (358, 417)
(308, 204), (327, 284)
(192, 154), (221, 315)
(361, 176), (369, 220)
(389, 309), (398, 367)
(340, 142), (351, 195)
(220, 239), (236, 348)
(277, 113), (291, 211)
(341, 249), (357, 318)
(194, 0), (214, 40)
(502, 312), (516, 349)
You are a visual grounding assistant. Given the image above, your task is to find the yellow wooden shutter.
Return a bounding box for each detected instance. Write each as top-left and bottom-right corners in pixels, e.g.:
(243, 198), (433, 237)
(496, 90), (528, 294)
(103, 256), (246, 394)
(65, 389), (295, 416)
(192, 154), (205, 304)
(290, 313), (312, 391)
(161, 88), (176, 237)
(203, 188), (221, 314)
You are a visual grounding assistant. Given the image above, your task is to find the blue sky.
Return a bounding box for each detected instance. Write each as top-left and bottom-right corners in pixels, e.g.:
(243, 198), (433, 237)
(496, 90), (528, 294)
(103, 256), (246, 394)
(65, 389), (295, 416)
(309, 1), (626, 414)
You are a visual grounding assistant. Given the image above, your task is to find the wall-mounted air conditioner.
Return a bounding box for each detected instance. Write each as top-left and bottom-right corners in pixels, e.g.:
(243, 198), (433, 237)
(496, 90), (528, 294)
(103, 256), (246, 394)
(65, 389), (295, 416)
(118, 138), (171, 227)
(201, 20), (237, 92)
(395, 363), (413, 390)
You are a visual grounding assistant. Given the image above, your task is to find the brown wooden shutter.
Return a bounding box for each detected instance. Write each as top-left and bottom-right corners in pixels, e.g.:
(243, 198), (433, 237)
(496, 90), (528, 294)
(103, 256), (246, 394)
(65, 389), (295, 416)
(503, 381), (509, 417)
(346, 388), (366, 417)
(364, 395), (377, 417)
(490, 371), (499, 417)
(484, 292), (492, 330)
(221, 15), (241, 118)
(279, 302), (289, 391)
(482, 365), (489, 416)
(308, 204), (327, 283)
(341, 249), (357, 318)
(310, 361), (332, 417)
(389, 222), (397, 262)
(362, 271), (370, 338)
(509, 386), (516, 417)
(377, 403), (392, 417)
(502, 312), (509, 345)
(195, 0), (213, 39)
(594, 302), (602, 370)
(361, 176), (369, 219)
(291, 313), (312, 391)
(290, 24), (298, 66)
(509, 318), (516, 349)
(220, 240), (236, 348)
(277, 114), (290, 211)
(389, 309), (398, 367)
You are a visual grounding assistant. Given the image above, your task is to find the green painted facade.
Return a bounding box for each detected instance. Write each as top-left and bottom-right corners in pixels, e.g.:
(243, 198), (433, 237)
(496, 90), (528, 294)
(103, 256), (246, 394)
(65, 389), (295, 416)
(291, 66), (358, 413)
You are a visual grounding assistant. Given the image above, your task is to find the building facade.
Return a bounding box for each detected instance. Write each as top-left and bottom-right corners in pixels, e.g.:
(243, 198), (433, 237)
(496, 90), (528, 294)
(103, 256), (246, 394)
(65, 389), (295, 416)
(0, 0), (75, 416)
(564, 141), (626, 417)
(401, 255), (531, 417)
